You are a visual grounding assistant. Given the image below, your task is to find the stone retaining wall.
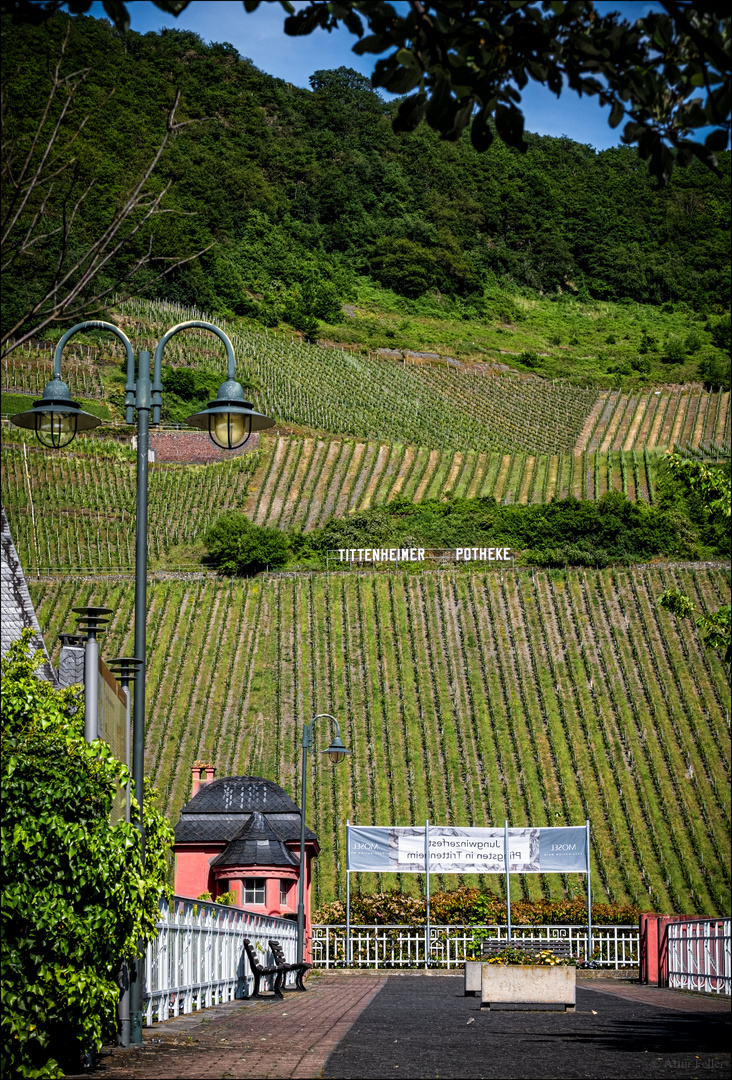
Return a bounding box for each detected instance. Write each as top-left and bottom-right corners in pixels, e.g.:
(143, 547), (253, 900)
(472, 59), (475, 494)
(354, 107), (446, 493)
(150, 429), (260, 464)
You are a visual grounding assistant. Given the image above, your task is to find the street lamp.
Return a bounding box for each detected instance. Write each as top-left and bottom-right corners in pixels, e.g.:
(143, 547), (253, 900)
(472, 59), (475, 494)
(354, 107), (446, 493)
(73, 606), (112, 742)
(10, 318), (274, 1042)
(297, 714), (351, 965)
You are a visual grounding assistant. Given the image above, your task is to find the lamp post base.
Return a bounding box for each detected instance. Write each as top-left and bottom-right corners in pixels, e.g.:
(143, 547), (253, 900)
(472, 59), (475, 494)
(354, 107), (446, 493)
(130, 1011), (143, 1045)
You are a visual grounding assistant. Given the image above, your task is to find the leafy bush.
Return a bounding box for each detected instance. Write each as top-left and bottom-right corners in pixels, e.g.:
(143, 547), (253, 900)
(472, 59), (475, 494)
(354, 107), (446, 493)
(519, 350), (540, 368)
(314, 888), (644, 926)
(204, 511), (289, 575)
(308, 488), (723, 566)
(661, 334), (687, 363)
(1, 631), (173, 1078)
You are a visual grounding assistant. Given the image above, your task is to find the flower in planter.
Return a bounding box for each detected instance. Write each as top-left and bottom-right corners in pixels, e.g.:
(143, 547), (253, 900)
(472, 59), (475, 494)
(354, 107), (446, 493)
(487, 947), (575, 967)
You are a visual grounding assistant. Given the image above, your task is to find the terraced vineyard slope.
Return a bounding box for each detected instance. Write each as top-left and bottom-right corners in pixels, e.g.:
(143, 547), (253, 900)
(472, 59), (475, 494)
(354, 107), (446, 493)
(31, 566), (731, 915)
(2, 433), (674, 571)
(581, 388), (730, 455)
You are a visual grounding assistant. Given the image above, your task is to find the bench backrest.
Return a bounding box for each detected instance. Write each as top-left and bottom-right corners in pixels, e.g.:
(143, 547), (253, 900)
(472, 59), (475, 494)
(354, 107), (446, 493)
(268, 940), (286, 964)
(243, 937), (269, 973)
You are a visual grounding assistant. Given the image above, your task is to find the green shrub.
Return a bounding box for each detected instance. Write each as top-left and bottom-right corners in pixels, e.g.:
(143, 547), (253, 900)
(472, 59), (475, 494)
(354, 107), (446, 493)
(314, 888), (645, 926)
(1, 631), (173, 1078)
(661, 334), (687, 363)
(204, 511), (289, 575)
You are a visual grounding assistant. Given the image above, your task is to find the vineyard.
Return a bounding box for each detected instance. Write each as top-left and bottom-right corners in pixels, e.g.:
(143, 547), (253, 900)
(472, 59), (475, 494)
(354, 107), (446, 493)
(3, 298), (728, 460)
(1, 434), (674, 571)
(582, 387), (730, 456)
(0, 443), (260, 570)
(243, 438), (669, 532)
(30, 566), (730, 916)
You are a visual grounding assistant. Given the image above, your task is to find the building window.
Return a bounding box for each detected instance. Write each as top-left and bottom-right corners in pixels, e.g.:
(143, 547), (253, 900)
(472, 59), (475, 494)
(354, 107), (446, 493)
(280, 880), (290, 907)
(244, 879), (266, 905)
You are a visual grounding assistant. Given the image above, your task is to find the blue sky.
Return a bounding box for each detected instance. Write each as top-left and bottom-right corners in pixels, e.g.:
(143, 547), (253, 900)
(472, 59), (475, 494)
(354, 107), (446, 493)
(84, 1), (664, 150)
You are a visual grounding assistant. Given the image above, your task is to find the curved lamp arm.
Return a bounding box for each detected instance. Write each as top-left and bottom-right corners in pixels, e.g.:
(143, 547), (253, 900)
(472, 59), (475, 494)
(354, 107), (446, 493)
(302, 712), (342, 750)
(54, 319), (134, 379)
(152, 320), (236, 424)
(153, 320), (236, 378)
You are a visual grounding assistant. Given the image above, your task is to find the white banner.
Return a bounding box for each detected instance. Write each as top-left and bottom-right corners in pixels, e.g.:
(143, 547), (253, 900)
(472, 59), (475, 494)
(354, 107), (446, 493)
(348, 825), (588, 874)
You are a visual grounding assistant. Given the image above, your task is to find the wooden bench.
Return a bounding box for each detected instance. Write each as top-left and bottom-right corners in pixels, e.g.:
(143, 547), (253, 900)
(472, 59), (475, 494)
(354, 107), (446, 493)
(481, 939), (574, 960)
(268, 939), (312, 992)
(242, 937), (286, 999)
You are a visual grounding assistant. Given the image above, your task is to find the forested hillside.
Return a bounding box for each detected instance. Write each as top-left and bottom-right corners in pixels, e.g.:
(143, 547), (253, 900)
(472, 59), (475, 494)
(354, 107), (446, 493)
(2, 12), (730, 388)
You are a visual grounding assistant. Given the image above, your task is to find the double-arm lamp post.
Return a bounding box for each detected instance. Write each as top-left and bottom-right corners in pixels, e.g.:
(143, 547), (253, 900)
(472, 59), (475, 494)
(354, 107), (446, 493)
(10, 318), (274, 1042)
(297, 714), (351, 965)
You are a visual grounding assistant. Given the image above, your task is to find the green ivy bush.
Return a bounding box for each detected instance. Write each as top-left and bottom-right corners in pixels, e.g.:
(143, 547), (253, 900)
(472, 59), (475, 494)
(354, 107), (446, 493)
(1, 631), (174, 1078)
(314, 888), (644, 927)
(204, 511), (289, 575)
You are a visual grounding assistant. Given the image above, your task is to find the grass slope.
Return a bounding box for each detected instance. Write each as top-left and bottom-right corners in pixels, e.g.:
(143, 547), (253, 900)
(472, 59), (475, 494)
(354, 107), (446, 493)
(30, 566), (731, 916)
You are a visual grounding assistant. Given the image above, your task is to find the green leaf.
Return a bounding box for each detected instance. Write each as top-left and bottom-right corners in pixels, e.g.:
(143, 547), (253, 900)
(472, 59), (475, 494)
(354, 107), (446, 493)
(704, 129), (729, 151)
(494, 103), (526, 150)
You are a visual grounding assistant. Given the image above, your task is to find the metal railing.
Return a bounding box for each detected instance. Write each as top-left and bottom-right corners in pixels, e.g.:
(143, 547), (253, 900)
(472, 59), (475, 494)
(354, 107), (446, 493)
(668, 918), (731, 995)
(143, 896), (298, 1025)
(311, 924), (639, 970)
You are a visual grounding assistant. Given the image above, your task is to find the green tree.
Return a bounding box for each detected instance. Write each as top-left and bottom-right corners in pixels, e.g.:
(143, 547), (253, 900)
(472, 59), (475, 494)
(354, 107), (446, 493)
(5, 2), (728, 185)
(1, 630), (174, 1078)
(204, 510), (289, 574)
(658, 455), (731, 663)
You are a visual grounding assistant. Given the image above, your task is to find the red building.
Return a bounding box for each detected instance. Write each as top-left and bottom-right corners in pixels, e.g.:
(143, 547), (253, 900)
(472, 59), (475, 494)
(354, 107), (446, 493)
(174, 766), (319, 945)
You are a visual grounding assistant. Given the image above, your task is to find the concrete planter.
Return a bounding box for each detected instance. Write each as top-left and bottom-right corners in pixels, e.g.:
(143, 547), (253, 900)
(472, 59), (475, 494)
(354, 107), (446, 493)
(479, 963), (576, 1011)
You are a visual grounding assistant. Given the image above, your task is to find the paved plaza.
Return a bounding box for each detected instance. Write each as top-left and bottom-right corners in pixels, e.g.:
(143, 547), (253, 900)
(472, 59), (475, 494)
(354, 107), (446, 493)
(69, 973), (731, 1080)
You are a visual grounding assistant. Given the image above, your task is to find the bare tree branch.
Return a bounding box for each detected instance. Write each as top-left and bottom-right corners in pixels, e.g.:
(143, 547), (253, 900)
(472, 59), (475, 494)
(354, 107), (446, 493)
(1, 54), (207, 357)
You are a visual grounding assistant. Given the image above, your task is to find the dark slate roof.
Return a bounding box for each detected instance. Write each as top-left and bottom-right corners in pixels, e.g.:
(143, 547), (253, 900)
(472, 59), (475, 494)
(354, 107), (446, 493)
(180, 776), (302, 815)
(175, 811), (316, 845)
(1, 504), (56, 684)
(211, 811), (301, 868)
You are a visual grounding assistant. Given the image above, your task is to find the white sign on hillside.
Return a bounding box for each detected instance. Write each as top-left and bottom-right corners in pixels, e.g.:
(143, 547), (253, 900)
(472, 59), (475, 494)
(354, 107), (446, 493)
(333, 547), (513, 563)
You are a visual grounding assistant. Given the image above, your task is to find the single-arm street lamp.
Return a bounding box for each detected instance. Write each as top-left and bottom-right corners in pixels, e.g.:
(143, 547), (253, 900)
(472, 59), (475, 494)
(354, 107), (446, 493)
(10, 318), (274, 1042)
(297, 714), (351, 966)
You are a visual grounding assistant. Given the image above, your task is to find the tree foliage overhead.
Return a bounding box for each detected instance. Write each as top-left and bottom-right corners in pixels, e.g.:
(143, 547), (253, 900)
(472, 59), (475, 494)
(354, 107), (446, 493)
(1, 630), (174, 1079)
(5, 0), (729, 186)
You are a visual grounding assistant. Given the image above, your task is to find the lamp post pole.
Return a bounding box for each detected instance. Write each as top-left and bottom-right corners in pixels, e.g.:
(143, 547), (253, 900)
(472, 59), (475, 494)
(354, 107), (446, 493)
(296, 714), (351, 966)
(10, 317), (274, 1045)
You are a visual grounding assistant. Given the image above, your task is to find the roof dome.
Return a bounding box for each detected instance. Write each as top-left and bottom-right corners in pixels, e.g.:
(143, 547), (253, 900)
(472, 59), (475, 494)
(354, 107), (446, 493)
(181, 775), (301, 815)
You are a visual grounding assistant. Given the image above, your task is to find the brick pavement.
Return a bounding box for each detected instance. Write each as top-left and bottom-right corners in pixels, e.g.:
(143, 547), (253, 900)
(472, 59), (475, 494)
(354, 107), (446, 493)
(577, 980), (732, 1013)
(67, 973), (385, 1080)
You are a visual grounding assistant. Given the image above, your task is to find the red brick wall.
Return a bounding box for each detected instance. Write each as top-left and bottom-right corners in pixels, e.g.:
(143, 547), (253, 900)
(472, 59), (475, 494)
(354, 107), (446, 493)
(151, 430), (260, 464)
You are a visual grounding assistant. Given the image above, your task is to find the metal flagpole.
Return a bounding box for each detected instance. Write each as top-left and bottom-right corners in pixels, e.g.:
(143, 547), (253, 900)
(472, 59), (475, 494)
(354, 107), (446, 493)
(425, 820), (430, 969)
(346, 820), (351, 967)
(586, 818), (593, 963)
(505, 819), (512, 945)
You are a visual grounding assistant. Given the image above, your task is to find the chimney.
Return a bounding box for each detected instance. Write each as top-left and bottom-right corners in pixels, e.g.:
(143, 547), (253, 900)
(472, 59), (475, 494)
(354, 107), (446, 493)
(191, 761), (215, 799)
(58, 633), (86, 687)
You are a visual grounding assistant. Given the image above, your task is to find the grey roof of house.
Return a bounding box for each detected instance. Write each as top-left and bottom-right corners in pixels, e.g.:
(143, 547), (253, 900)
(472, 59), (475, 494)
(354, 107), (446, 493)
(180, 776), (303, 816)
(1, 504), (56, 684)
(210, 811), (300, 868)
(175, 811), (316, 845)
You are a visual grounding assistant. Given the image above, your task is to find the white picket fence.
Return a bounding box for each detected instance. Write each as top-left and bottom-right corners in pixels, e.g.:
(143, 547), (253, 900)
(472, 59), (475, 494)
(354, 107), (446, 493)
(311, 924), (639, 970)
(668, 918), (731, 995)
(143, 896), (298, 1025)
